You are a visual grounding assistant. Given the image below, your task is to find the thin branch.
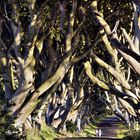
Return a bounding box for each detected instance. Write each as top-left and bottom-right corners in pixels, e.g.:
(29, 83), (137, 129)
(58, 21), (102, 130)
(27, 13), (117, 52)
(121, 27), (136, 53)
(70, 33), (103, 65)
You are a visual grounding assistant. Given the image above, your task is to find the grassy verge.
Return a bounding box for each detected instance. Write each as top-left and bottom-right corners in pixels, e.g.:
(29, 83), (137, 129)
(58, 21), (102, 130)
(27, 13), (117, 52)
(26, 112), (112, 139)
(82, 123), (97, 137)
(122, 129), (140, 140)
(26, 122), (97, 139)
(122, 131), (140, 140)
(117, 123), (140, 140)
(116, 123), (129, 139)
(26, 123), (62, 140)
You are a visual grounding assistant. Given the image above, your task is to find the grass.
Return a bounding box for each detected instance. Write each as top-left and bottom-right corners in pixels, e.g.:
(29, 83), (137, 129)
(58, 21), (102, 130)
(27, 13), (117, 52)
(26, 112), (113, 139)
(26, 123), (62, 140)
(116, 124), (129, 139)
(59, 121), (97, 138)
(26, 122), (98, 139)
(82, 123), (97, 137)
(122, 130), (140, 140)
(122, 129), (140, 140)
(117, 123), (140, 140)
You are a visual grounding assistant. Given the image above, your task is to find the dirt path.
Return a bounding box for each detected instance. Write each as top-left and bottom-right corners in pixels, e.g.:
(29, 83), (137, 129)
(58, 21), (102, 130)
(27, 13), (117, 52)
(97, 116), (122, 138)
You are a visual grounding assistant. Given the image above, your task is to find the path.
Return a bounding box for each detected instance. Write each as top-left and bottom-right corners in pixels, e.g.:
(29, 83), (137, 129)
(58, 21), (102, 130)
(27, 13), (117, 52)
(97, 116), (122, 138)
(54, 116), (123, 140)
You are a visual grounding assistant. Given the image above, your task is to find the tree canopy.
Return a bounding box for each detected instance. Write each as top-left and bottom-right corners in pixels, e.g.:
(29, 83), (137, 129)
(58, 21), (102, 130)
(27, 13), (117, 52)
(0, 0), (140, 139)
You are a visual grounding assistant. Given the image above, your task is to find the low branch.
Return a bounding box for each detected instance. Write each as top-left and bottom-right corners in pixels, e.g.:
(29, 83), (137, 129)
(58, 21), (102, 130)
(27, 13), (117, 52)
(121, 27), (136, 53)
(90, 52), (130, 90)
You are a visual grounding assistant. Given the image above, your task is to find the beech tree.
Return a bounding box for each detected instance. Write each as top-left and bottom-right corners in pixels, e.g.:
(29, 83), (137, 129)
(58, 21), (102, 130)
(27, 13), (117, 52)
(0, 0), (140, 138)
